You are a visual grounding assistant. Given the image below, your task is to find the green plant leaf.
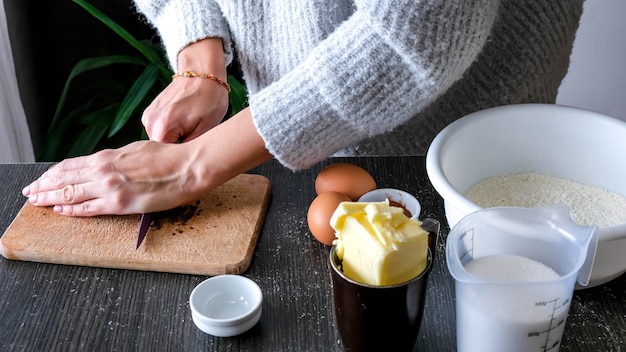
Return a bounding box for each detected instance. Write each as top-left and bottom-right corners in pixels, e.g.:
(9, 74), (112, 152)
(38, 108), (86, 161)
(227, 74), (249, 117)
(51, 55), (148, 132)
(139, 38), (173, 83)
(108, 64), (161, 137)
(67, 107), (118, 157)
(72, 0), (170, 76)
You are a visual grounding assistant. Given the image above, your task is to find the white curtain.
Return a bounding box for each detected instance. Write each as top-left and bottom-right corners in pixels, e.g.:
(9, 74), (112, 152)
(0, 0), (34, 163)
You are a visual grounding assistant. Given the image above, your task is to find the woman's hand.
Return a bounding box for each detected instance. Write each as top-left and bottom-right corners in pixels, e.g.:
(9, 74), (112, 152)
(22, 141), (203, 216)
(141, 76), (229, 143)
(142, 37), (230, 143)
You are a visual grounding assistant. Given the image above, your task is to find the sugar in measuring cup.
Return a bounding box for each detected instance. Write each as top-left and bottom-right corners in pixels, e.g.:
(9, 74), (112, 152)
(446, 204), (598, 352)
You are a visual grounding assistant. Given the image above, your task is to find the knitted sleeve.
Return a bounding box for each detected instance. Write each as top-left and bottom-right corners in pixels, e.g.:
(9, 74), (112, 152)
(250, 0), (498, 170)
(133, 0), (233, 70)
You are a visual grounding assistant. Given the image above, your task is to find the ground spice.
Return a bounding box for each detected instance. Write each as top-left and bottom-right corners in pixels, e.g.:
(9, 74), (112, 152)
(153, 200), (201, 230)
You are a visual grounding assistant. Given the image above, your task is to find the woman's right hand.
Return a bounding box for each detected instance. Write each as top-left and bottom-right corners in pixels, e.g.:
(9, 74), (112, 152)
(141, 75), (229, 143)
(142, 38), (230, 143)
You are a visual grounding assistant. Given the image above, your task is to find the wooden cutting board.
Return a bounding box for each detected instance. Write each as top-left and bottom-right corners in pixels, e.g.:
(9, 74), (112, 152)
(0, 173), (271, 276)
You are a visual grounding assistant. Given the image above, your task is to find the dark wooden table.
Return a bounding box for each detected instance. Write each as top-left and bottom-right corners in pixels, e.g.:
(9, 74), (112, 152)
(1, 157), (625, 351)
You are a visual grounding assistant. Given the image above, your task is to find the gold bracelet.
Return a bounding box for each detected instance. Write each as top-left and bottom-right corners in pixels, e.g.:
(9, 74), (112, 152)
(172, 70), (231, 92)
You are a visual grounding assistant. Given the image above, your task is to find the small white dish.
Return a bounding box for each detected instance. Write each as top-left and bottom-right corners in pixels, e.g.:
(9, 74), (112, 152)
(190, 274), (263, 337)
(358, 188), (421, 220)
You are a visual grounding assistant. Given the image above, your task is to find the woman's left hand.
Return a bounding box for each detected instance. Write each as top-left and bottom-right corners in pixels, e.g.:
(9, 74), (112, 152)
(22, 140), (202, 216)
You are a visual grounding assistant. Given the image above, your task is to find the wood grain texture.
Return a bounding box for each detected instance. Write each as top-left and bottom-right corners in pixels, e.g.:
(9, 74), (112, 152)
(0, 173), (271, 275)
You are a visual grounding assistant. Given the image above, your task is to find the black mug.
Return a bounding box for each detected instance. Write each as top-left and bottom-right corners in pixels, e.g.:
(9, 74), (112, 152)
(329, 218), (439, 352)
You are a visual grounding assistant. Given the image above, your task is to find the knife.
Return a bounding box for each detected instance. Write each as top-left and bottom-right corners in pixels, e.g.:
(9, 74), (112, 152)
(136, 212), (154, 250)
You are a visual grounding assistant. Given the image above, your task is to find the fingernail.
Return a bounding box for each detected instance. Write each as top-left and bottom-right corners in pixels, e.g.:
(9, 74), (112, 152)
(22, 186), (30, 196)
(28, 194), (37, 203)
(53, 205), (63, 213)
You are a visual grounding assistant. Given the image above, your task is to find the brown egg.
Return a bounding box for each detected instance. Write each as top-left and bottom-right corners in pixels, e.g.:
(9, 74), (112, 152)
(315, 163), (377, 201)
(307, 191), (351, 246)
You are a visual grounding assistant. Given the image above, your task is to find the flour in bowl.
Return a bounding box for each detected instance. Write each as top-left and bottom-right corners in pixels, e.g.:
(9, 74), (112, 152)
(464, 172), (626, 227)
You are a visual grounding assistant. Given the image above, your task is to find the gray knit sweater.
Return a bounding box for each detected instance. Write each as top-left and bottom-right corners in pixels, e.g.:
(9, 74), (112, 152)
(133, 0), (583, 171)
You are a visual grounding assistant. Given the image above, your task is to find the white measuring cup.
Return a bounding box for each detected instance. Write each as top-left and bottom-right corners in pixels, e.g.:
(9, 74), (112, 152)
(446, 204), (598, 352)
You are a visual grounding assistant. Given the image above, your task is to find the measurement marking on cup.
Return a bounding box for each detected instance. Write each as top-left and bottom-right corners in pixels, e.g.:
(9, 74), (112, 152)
(527, 297), (570, 352)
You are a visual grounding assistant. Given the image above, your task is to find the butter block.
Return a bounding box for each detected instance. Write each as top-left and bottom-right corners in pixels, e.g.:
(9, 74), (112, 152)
(331, 200), (429, 286)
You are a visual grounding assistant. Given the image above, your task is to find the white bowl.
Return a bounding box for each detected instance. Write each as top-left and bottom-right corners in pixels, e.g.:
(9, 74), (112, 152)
(190, 275), (262, 337)
(425, 103), (626, 288)
(358, 188), (421, 220)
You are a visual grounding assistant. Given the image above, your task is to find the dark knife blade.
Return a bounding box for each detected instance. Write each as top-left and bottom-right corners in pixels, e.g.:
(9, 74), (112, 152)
(136, 212), (154, 250)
